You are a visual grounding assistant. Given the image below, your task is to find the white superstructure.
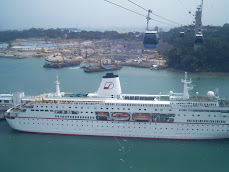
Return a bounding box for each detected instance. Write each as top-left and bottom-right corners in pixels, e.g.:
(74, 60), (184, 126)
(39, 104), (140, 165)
(5, 73), (229, 140)
(0, 92), (32, 119)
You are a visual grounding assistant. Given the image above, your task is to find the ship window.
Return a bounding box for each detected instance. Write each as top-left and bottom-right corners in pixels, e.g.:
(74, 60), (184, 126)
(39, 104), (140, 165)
(36, 110), (39, 111)
(31, 109), (34, 111)
(40, 110), (44, 111)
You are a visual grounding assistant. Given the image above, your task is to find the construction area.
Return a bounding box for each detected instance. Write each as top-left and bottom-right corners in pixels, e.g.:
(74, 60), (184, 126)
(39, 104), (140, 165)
(0, 38), (170, 69)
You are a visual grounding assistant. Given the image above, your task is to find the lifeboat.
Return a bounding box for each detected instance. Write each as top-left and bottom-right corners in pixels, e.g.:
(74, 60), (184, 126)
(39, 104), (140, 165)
(112, 112), (130, 121)
(96, 112), (109, 117)
(133, 114), (152, 121)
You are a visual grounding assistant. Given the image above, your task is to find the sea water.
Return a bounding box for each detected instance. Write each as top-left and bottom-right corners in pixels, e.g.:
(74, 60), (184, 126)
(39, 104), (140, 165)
(1, 57), (229, 172)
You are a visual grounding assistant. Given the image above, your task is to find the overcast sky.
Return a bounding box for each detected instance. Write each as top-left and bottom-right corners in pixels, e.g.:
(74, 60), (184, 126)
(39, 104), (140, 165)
(0, 0), (228, 31)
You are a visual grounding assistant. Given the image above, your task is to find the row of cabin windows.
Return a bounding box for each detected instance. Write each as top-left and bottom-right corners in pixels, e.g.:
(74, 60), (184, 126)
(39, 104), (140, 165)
(36, 105), (224, 113)
(32, 109), (53, 112)
(0, 100), (10, 103)
(55, 110), (79, 114)
(176, 102), (217, 107)
(32, 109), (95, 115)
(76, 102), (170, 107)
(179, 109), (228, 113)
(123, 96), (155, 100)
(35, 105), (165, 112)
(37, 105), (76, 109)
(54, 115), (94, 119)
(32, 108), (164, 114)
(40, 102), (170, 108)
(187, 119), (226, 124)
(32, 109), (80, 114)
(17, 121), (229, 133)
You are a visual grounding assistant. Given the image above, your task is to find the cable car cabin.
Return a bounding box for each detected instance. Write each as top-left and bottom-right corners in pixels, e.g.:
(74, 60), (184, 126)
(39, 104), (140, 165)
(143, 31), (159, 49)
(194, 33), (204, 44)
(180, 32), (185, 38)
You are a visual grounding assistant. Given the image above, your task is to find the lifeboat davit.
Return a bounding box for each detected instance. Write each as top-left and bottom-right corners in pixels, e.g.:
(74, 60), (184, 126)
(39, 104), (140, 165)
(133, 114), (152, 121)
(112, 112), (130, 121)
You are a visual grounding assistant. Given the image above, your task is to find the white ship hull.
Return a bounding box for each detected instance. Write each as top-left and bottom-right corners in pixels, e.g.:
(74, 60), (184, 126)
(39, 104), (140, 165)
(5, 73), (229, 140)
(6, 116), (229, 140)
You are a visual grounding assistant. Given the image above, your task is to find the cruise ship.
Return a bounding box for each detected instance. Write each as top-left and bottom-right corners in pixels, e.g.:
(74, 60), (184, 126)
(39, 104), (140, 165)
(5, 73), (229, 140)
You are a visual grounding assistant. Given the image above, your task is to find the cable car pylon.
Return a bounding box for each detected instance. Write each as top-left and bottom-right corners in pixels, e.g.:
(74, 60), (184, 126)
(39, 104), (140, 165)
(194, 0), (204, 51)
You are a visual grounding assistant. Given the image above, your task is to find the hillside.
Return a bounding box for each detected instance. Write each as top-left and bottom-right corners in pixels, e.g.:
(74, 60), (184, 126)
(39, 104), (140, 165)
(163, 24), (229, 72)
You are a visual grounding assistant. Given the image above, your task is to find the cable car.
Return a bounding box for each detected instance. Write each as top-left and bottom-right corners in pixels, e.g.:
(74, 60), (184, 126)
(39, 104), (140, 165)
(194, 33), (204, 44)
(180, 31), (185, 38)
(143, 31), (159, 49)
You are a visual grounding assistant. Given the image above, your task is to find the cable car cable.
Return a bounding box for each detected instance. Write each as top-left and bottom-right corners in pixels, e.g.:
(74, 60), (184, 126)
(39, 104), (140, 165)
(177, 0), (190, 12)
(128, 0), (181, 26)
(127, 0), (148, 11)
(104, 0), (176, 27)
(104, 0), (145, 17)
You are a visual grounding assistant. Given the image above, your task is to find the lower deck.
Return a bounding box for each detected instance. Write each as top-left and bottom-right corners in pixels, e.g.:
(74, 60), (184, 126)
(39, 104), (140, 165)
(6, 116), (229, 139)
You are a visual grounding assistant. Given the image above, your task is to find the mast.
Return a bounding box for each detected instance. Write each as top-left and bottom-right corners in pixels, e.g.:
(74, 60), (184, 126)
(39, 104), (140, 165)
(54, 75), (61, 97)
(181, 72), (193, 100)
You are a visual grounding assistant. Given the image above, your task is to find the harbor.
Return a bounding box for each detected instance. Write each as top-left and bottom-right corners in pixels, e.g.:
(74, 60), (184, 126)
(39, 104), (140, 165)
(1, 57), (229, 172)
(0, 38), (168, 70)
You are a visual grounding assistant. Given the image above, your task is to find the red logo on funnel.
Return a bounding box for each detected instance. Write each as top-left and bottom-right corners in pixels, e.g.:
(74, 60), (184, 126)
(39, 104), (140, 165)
(104, 82), (114, 89)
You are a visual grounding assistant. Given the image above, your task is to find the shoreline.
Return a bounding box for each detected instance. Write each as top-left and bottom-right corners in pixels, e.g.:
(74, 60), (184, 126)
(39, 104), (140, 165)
(1, 55), (229, 76)
(165, 67), (229, 76)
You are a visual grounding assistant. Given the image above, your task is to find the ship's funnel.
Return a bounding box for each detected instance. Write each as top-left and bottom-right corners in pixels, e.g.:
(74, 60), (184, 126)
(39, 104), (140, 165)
(96, 73), (122, 98)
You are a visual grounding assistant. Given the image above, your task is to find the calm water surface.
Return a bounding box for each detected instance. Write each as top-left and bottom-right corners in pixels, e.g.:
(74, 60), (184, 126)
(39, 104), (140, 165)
(1, 57), (229, 172)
